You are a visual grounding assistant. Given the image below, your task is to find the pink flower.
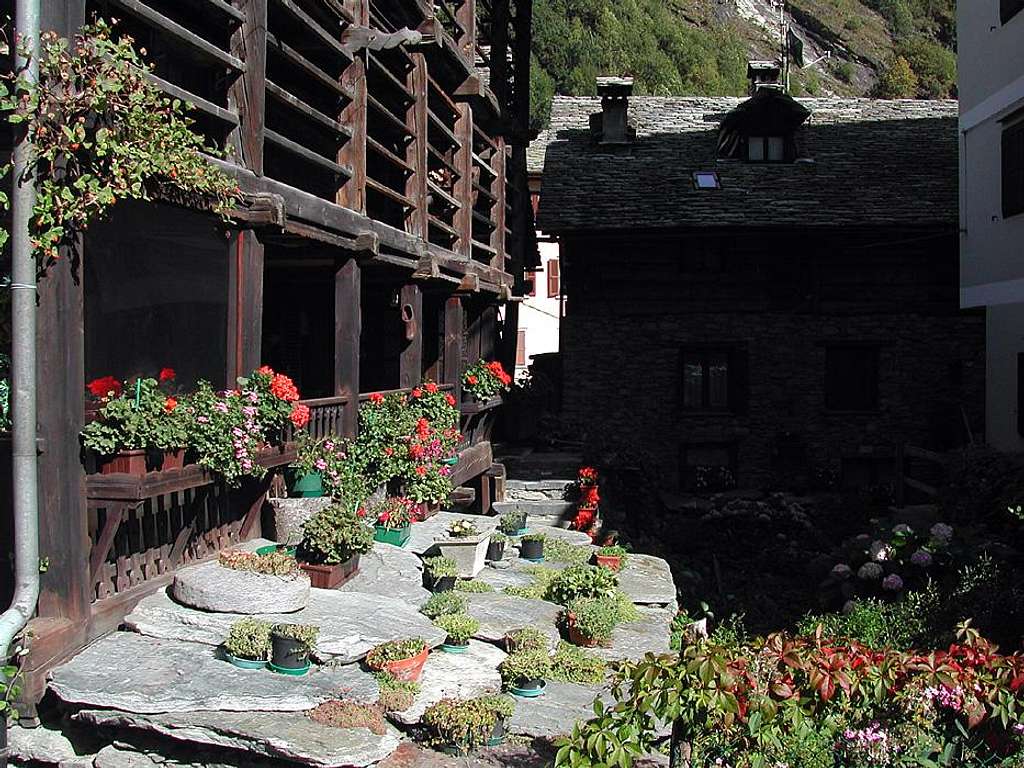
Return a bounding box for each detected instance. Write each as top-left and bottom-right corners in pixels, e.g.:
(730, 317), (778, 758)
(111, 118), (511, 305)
(882, 574), (904, 591)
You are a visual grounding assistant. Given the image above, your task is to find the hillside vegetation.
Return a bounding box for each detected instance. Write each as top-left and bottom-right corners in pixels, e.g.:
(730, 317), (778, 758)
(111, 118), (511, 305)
(529, 0), (957, 128)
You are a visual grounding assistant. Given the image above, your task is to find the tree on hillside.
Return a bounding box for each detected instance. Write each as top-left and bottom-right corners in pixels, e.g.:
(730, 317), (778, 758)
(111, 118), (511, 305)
(875, 55), (919, 98)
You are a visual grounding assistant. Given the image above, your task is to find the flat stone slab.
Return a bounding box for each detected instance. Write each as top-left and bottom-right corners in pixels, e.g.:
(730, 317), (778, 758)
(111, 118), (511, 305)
(507, 680), (611, 739)
(49, 633), (378, 714)
(388, 640), (506, 726)
(337, 542), (431, 604)
(493, 500), (575, 523)
(407, 512), (498, 556)
(616, 555), (676, 606)
(521, 525), (592, 546)
(7, 723), (85, 765)
(78, 709), (403, 768)
(126, 588), (445, 664)
(464, 592), (561, 648)
(590, 606), (674, 663)
(171, 560), (310, 615)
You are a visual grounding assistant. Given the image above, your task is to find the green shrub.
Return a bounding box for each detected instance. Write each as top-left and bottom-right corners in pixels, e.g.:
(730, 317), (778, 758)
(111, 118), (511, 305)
(566, 597), (619, 644)
(423, 555), (459, 578)
(373, 671), (420, 712)
(455, 579), (494, 593)
(423, 695), (511, 750)
(224, 617), (272, 661)
(504, 626), (549, 654)
(435, 613), (480, 645)
(298, 503), (374, 565)
(834, 60), (855, 83)
(504, 565), (560, 600)
(897, 36), (956, 98)
(550, 642), (607, 684)
(546, 564), (618, 606)
(499, 649), (552, 687)
(421, 590), (467, 619)
(544, 538), (592, 565)
(875, 55), (918, 98)
(499, 511), (527, 535)
(521, 532), (547, 543)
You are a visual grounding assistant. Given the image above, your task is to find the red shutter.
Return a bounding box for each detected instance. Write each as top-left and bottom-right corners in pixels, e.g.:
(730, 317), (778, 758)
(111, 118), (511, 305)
(526, 271), (537, 296)
(546, 259), (560, 298)
(516, 330), (527, 366)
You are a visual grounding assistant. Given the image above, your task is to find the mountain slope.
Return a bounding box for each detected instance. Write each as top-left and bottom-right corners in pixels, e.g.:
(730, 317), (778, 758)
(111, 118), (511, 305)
(529, 0), (956, 129)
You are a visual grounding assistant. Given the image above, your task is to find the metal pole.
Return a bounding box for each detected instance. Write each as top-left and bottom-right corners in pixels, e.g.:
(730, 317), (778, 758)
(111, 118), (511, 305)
(0, 0), (42, 677)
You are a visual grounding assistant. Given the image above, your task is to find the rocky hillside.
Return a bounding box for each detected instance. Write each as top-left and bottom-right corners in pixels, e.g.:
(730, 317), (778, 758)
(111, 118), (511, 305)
(530, 0), (956, 128)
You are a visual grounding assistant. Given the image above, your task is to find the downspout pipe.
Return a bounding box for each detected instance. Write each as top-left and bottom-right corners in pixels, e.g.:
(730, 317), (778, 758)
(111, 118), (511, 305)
(0, 0), (42, 666)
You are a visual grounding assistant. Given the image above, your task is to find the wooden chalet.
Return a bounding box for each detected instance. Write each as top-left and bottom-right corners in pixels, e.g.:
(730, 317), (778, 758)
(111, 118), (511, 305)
(0, 0), (535, 698)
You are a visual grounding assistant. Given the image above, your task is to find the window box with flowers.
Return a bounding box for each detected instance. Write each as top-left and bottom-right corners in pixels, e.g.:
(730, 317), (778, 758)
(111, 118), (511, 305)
(296, 502), (375, 589)
(370, 497), (417, 548)
(462, 360), (512, 404)
(81, 368), (187, 475)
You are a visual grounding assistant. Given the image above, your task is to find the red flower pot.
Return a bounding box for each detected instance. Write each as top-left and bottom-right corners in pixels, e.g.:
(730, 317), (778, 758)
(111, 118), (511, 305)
(299, 554), (361, 589)
(383, 645), (430, 682)
(567, 621), (600, 648)
(99, 449), (149, 476)
(415, 501), (440, 521)
(595, 554), (623, 572)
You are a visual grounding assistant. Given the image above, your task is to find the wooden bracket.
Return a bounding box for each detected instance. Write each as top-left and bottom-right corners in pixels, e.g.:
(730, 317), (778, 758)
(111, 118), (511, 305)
(457, 273), (480, 293)
(412, 253), (441, 279)
(340, 25), (422, 55)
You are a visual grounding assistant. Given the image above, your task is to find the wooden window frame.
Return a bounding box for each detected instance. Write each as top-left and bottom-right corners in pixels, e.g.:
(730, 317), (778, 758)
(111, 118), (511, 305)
(680, 344), (748, 415)
(1003, 114), (1024, 219)
(824, 343), (880, 413)
(546, 259), (560, 298)
(516, 329), (527, 367)
(745, 135), (790, 164)
(525, 270), (537, 297)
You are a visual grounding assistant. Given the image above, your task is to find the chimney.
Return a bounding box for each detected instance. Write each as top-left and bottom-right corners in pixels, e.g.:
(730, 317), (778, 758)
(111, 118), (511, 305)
(746, 60), (782, 95)
(595, 76), (635, 145)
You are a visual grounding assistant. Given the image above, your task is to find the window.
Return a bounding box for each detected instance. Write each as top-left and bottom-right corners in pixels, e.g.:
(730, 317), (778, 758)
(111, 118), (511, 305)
(525, 271), (537, 297)
(1002, 0), (1024, 24)
(546, 259), (560, 298)
(516, 330), (527, 367)
(1003, 118), (1024, 219)
(682, 348), (733, 411)
(747, 135), (786, 163)
(825, 345), (879, 411)
(693, 171), (720, 189)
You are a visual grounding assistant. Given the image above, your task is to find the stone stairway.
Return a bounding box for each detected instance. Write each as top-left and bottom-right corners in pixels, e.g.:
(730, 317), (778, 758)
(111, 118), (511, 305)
(9, 483), (678, 768)
(492, 478), (576, 529)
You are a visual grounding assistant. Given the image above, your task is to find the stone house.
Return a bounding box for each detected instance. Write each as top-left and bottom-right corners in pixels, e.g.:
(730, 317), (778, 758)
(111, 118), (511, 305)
(535, 77), (985, 491)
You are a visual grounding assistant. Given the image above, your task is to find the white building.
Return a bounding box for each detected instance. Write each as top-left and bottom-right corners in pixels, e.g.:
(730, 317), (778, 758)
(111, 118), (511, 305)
(958, 0), (1024, 450)
(515, 131), (561, 378)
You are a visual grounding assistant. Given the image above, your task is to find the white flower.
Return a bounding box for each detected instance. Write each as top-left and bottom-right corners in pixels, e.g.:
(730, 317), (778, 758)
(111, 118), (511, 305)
(869, 540), (894, 562)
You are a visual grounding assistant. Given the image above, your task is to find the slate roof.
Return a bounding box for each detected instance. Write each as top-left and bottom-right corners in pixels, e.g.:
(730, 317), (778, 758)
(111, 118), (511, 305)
(534, 95), (959, 232)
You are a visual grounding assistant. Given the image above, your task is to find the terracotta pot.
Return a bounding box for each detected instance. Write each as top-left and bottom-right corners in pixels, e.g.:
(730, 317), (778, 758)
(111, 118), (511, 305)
(415, 501), (440, 520)
(594, 554), (623, 572)
(99, 449), (149, 475)
(298, 553), (361, 589)
(383, 645), (429, 682)
(568, 622), (600, 648)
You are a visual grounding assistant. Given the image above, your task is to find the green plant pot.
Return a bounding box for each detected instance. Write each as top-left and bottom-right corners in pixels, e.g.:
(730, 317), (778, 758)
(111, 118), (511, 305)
(509, 678), (546, 698)
(374, 524), (412, 548)
(287, 469), (324, 498)
(256, 544), (297, 557)
(222, 649), (266, 670)
(440, 642), (469, 654)
(442, 456), (459, 466)
(268, 659), (311, 676)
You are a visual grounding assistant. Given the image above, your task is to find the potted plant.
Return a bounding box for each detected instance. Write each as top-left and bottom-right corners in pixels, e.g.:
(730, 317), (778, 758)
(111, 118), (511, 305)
(478, 694), (515, 747)
(370, 496), (417, 548)
(218, 549), (298, 576)
(434, 613), (480, 653)
(374, 671), (420, 713)
(594, 545), (628, 572)
(365, 638), (430, 682)
(565, 597), (619, 647)
(269, 623), (319, 675)
(499, 649), (551, 698)
(499, 511), (527, 537)
(421, 590), (467, 619)
(423, 695), (513, 754)
(462, 359), (512, 403)
(434, 519), (492, 578)
(81, 372), (188, 475)
(504, 627), (548, 654)
(518, 533), (546, 562)
(423, 555), (459, 592)
(486, 531), (507, 562)
(296, 502), (374, 588)
(222, 617), (272, 669)
(288, 435), (336, 497)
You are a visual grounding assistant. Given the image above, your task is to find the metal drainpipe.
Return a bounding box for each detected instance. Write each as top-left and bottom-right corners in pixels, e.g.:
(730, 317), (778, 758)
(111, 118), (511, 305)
(0, 0), (42, 671)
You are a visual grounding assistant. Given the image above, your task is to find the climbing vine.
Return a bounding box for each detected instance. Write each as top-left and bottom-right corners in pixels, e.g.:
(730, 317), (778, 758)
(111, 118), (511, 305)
(0, 19), (240, 268)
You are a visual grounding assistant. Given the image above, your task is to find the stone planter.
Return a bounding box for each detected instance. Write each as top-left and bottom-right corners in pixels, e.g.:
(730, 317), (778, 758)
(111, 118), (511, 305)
(269, 631), (311, 675)
(298, 553), (361, 590)
(374, 524), (412, 548)
(434, 533), (492, 578)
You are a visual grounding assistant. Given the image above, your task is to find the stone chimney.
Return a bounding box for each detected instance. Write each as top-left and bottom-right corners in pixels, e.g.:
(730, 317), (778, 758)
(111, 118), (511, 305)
(595, 76), (635, 145)
(746, 60), (783, 95)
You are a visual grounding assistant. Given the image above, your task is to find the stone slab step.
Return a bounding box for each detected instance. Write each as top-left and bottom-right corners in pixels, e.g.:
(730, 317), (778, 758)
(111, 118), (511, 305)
(76, 709), (403, 768)
(464, 592), (562, 649)
(507, 680), (612, 739)
(504, 479), (574, 502)
(616, 554), (678, 607)
(492, 501), (575, 528)
(49, 633), (379, 715)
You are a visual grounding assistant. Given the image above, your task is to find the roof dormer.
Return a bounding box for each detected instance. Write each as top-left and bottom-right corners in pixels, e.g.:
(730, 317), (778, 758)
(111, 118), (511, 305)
(716, 86), (811, 163)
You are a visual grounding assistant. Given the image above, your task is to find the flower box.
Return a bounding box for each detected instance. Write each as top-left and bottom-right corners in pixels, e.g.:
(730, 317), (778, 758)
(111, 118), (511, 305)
(374, 524), (412, 548)
(415, 501), (440, 520)
(287, 469), (324, 498)
(434, 533), (492, 578)
(594, 554), (623, 572)
(298, 553), (361, 590)
(98, 448), (185, 475)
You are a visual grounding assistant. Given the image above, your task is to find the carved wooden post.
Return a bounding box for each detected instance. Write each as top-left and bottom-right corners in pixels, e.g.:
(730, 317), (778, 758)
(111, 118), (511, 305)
(454, 102), (473, 258)
(228, 0), (267, 174)
(227, 230), (264, 380)
(338, 0), (369, 212)
(443, 295), (465, 402)
(407, 54), (429, 238)
(399, 284), (424, 388)
(335, 259), (361, 437)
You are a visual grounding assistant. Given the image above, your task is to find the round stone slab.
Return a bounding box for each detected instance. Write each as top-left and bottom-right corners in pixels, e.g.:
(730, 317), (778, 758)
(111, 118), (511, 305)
(171, 560), (310, 614)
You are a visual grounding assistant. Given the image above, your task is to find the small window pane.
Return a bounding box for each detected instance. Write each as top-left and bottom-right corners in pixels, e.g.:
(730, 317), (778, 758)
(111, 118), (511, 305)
(707, 352), (729, 409)
(826, 346), (879, 411)
(683, 360), (703, 409)
(747, 136), (765, 162)
(767, 136), (785, 161)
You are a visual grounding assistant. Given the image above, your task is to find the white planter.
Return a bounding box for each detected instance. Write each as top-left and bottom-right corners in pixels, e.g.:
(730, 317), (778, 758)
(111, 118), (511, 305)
(434, 533), (492, 578)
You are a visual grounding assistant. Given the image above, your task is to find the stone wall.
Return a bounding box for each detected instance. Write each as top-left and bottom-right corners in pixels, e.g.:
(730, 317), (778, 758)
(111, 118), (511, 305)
(562, 309), (985, 489)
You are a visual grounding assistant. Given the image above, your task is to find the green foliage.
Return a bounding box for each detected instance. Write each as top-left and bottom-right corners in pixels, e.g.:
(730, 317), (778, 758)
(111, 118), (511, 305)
(423, 555), (459, 579)
(896, 35), (956, 97)
(423, 695), (514, 750)
(298, 503), (374, 565)
(505, 626), (549, 654)
(521, 532), (547, 543)
(547, 564), (619, 606)
(546, 538), (593, 565)
(373, 671), (421, 712)
(567, 597), (621, 643)
(435, 612), (480, 645)
(223, 618), (272, 661)
(365, 638), (428, 669)
(218, 549), (298, 577)
(550, 641), (608, 684)
(421, 590), (467, 619)
(530, 0), (748, 129)
(462, 359), (512, 401)
(0, 20), (239, 267)
(454, 579), (494, 593)
(504, 565), (560, 600)
(499, 511), (526, 534)
(499, 649), (552, 686)
(292, 435), (367, 510)
(81, 376), (186, 455)
(1, 647), (25, 722)
(0, 353), (11, 432)
(271, 623), (319, 651)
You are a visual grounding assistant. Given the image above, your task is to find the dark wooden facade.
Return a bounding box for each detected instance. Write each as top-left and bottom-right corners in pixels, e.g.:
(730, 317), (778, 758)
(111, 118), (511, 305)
(2, 0), (534, 698)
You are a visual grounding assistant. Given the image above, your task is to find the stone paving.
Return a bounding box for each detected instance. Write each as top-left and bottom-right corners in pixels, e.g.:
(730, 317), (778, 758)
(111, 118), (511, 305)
(23, 500), (678, 768)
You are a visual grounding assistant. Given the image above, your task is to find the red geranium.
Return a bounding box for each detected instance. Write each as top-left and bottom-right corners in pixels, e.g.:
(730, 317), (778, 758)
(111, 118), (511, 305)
(411, 387), (422, 399)
(426, 382), (438, 393)
(159, 367), (176, 383)
(164, 397), (178, 413)
(258, 365), (275, 376)
(416, 417), (431, 438)
(445, 393), (456, 407)
(466, 375), (478, 385)
(581, 486), (600, 506)
(369, 392), (385, 404)
(270, 372), (300, 402)
(415, 465), (428, 476)
(289, 403), (310, 428)
(87, 375), (122, 399)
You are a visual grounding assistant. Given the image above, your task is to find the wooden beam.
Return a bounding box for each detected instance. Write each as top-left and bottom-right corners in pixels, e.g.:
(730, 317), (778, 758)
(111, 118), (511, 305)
(450, 440), (494, 488)
(489, 0), (510, 110)
(454, 102), (473, 258)
(227, 0), (267, 173)
(337, 41), (367, 212)
(399, 284), (424, 388)
(456, 0), (476, 59)
(443, 295), (464, 402)
(406, 54), (430, 239)
(341, 25), (422, 55)
(227, 230), (265, 380)
(335, 260), (361, 437)
(457, 273), (479, 293)
(490, 135), (507, 266)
